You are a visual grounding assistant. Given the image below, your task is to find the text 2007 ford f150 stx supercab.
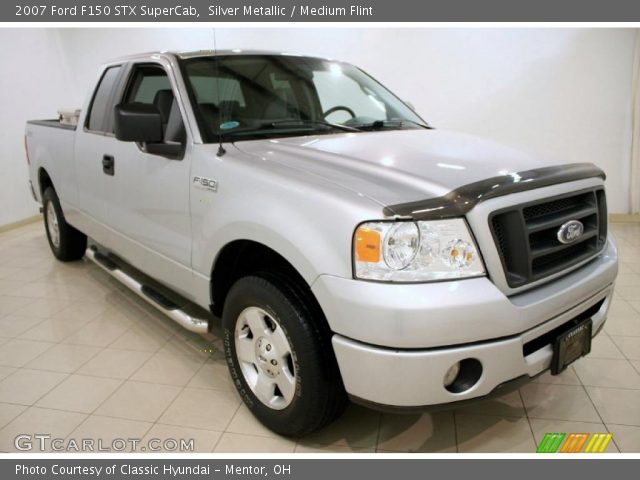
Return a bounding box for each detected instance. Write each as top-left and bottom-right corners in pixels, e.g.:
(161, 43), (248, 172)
(25, 50), (618, 435)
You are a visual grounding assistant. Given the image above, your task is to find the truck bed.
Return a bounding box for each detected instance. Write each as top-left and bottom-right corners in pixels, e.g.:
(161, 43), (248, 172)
(27, 119), (76, 131)
(25, 118), (77, 206)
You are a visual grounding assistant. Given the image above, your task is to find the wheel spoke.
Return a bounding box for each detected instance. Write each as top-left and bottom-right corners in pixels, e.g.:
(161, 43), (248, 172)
(270, 326), (291, 358)
(243, 308), (269, 336)
(254, 372), (275, 404)
(46, 203), (60, 248)
(235, 337), (255, 364)
(276, 369), (296, 404)
(234, 306), (298, 410)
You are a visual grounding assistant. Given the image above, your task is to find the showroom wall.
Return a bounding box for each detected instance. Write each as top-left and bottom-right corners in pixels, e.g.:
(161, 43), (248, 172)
(0, 28), (636, 228)
(0, 29), (77, 227)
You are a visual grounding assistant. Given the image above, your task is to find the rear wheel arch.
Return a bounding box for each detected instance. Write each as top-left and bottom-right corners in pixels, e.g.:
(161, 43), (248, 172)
(38, 167), (54, 197)
(41, 187), (86, 261)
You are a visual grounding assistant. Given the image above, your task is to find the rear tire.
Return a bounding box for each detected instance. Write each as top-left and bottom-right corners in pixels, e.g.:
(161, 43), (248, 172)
(222, 274), (347, 436)
(42, 187), (86, 262)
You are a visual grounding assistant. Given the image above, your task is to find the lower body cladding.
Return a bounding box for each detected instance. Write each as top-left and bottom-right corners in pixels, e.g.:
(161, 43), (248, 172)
(315, 241), (618, 409)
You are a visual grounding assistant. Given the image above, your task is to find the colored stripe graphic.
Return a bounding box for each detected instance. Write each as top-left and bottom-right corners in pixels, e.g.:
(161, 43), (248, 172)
(538, 433), (613, 453)
(560, 433), (589, 453)
(573, 433), (590, 453)
(536, 433), (566, 453)
(584, 433), (612, 453)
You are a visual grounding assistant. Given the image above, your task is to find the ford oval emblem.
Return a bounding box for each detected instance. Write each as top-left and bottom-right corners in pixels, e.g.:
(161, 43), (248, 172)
(557, 220), (584, 244)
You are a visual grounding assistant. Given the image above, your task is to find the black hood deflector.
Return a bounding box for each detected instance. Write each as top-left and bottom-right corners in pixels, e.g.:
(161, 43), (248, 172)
(383, 163), (605, 220)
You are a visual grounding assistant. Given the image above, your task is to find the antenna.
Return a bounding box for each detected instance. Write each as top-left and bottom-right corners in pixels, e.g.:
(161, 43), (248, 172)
(213, 28), (226, 157)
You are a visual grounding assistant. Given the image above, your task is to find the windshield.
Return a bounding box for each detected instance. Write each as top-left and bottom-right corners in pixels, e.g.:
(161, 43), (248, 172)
(181, 55), (428, 142)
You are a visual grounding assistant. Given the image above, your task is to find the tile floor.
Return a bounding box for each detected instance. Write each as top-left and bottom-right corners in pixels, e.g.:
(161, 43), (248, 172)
(0, 220), (639, 453)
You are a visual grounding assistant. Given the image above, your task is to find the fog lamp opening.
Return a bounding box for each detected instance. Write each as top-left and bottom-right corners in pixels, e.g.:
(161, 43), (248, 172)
(443, 362), (461, 387)
(444, 358), (483, 393)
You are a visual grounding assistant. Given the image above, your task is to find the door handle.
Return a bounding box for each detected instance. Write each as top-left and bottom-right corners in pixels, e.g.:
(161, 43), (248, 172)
(102, 155), (114, 176)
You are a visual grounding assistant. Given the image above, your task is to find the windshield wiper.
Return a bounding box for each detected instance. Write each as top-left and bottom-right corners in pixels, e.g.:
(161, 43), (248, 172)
(351, 119), (432, 130)
(261, 120), (361, 133)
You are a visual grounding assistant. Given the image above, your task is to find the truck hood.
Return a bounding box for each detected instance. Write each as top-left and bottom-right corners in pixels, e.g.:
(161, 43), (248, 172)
(234, 129), (565, 208)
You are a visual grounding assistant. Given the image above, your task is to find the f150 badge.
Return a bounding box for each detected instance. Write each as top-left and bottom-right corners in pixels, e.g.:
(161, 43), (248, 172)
(557, 220), (584, 244)
(193, 176), (218, 192)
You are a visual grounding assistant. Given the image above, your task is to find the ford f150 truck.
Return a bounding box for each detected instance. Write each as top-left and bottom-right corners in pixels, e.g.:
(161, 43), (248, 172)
(25, 50), (618, 436)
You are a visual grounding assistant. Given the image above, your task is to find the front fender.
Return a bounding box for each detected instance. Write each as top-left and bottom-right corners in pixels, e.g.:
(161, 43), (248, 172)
(207, 221), (324, 286)
(188, 144), (384, 307)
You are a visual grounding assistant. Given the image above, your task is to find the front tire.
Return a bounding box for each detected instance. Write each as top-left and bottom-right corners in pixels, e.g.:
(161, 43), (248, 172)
(42, 187), (86, 261)
(222, 275), (347, 436)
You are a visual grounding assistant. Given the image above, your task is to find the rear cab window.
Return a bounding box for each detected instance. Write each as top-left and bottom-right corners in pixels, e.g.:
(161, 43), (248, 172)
(86, 65), (123, 133)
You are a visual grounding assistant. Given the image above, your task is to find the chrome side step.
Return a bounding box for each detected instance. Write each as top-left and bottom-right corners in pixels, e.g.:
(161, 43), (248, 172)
(85, 248), (209, 334)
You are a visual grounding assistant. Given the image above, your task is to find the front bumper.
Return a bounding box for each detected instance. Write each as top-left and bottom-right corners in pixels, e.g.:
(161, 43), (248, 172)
(312, 240), (617, 407)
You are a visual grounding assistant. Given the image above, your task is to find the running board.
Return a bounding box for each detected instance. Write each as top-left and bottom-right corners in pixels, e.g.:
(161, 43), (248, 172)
(85, 248), (209, 334)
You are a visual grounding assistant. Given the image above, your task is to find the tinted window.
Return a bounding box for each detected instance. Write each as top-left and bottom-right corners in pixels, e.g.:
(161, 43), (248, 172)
(124, 64), (186, 144)
(312, 71), (386, 123)
(87, 66), (122, 132)
(125, 66), (171, 103)
(182, 56), (425, 143)
(189, 76), (245, 106)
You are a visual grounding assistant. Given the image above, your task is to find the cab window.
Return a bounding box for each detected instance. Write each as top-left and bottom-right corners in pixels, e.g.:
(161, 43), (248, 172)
(87, 65), (122, 133)
(124, 64), (186, 144)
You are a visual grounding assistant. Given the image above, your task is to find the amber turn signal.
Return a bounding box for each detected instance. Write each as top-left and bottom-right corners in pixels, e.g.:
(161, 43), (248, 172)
(355, 227), (381, 263)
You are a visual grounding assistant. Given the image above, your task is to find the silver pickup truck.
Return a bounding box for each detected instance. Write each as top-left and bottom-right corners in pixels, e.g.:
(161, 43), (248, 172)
(25, 50), (618, 436)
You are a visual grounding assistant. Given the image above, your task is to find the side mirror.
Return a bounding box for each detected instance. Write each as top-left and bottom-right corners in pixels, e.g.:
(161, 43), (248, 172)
(114, 103), (163, 143)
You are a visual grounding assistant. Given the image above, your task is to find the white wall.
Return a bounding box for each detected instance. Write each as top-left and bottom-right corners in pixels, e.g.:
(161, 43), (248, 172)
(0, 28), (635, 226)
(0, 29), (77, 226)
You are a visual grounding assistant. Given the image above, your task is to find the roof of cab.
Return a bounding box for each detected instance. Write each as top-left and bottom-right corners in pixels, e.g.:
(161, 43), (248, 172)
(177, 49), (318, 59)
(106, 49), (331, 64)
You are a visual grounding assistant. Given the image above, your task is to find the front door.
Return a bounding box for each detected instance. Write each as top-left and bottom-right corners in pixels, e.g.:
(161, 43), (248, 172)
(105, 62), (194, 298)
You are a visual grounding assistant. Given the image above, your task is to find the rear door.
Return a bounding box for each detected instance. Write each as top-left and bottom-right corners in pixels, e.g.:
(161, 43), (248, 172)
(105, 61), (194, 298)
(73, 64), (125, 242)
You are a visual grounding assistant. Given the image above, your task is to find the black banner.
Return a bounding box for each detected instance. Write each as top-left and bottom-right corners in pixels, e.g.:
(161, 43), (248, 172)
(3, 458), (640, 480)
(5, 0), (640, 22)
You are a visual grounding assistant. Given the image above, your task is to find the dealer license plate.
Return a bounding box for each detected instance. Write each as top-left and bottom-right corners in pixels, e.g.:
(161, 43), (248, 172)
(550, 318), (592, 375)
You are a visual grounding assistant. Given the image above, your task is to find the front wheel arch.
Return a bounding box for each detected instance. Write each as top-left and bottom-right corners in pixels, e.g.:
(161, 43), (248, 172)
(210, 239), (320, 319)
(210, 239), (347, 407)
(222, 274), (347, 435)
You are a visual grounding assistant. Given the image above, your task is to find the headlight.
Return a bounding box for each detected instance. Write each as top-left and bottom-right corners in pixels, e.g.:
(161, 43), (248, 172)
(353, 219), (485, 282)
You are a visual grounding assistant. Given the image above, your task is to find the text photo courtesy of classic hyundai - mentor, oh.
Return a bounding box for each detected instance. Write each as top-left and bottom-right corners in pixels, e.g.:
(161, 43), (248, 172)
(23, 50), (618, 436)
